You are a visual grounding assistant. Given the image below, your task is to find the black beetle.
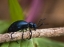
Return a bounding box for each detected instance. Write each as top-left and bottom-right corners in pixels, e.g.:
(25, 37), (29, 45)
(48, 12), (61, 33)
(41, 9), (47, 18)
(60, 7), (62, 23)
(8, 18), (46, 39)
(8, 20), (37, 39)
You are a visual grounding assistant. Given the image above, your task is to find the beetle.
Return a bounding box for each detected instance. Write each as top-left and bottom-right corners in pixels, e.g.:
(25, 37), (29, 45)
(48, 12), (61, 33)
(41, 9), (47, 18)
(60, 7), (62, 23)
(8, 20), (37, 39)
(8, 18), (46, 39)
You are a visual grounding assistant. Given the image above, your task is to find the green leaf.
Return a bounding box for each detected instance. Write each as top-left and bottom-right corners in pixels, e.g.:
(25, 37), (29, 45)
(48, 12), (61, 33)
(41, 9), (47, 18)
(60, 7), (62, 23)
(20, 39), (34, 47)
(8, 0), (24, 22)
(33, 38), (64, 47)
(0, 42), (9, 47)
(0, 20), (9, 33)
(9, 41), (20, 47)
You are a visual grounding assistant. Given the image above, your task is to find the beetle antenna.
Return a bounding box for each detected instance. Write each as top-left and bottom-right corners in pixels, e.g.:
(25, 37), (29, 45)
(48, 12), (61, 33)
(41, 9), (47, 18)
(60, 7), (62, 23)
(37, 18), (46, 25)
(37, 23), (44, 28)
(37, 22), (49, 28)
(37, 18), (46, 28)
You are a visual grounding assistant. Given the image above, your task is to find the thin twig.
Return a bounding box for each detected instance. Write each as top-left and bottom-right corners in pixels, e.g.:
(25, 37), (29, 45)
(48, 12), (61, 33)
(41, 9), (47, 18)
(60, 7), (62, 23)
(0, 27), (64, 43)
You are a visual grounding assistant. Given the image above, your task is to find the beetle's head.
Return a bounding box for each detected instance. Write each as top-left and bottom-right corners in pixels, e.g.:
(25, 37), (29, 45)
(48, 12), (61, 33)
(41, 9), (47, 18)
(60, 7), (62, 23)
(29, 22), (37, 30)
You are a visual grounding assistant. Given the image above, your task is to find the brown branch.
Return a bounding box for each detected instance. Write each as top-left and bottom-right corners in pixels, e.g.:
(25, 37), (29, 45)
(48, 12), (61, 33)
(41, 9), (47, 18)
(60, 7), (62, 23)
(0, 27), (64, 43)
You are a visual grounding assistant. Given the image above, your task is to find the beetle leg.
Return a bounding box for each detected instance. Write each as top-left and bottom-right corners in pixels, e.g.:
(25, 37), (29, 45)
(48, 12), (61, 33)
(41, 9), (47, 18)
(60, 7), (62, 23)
(22, 30), (24, 40)
(29, 29), (32, 39)
(22, 32), (24, 39)
(10, 32), (14, 39)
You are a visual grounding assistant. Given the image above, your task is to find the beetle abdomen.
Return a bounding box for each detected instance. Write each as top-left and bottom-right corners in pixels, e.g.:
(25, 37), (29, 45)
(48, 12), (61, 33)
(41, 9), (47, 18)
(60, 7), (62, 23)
(8, 20), (29, 32)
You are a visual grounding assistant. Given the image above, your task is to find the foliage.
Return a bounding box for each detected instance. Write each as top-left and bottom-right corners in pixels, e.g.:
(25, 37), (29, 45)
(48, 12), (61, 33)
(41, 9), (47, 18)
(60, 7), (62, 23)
(8, 0), (24, 22)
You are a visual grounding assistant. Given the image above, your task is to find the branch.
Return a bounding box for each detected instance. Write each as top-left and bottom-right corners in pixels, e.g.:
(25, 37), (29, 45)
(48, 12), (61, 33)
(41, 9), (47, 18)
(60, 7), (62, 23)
(0, 27), (64, 43)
